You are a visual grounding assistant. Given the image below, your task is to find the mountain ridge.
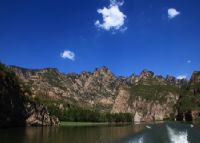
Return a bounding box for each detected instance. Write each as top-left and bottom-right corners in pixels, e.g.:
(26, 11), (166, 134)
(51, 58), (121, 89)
(6, 64), (200, 123)
(9, 65), (189, 82)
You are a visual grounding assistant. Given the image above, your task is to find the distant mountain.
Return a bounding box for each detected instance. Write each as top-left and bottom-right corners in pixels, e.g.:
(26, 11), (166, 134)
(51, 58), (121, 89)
(7, 65), (200, 123)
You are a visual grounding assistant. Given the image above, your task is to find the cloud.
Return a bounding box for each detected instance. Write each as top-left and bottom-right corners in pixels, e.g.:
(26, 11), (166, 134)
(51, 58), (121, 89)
(168, 8), (180, 19)
(187, 60), (191, 64)
(95, 0), (127, 32)
(176, 75), (187, 80)
(61, 50), (75, 61)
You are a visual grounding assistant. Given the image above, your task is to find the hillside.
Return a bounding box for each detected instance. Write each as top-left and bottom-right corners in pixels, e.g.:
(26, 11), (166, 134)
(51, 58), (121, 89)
(7, 65), (200, 123)
(0, 63), (59, 128)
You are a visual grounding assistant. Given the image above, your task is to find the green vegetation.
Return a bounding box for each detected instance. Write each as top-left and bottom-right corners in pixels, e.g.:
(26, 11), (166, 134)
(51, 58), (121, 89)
(0, 63), (30, 127)
(60, 122), (109, 127)
(42, 71), (67, 90)
(34, 95), (132, 123)
(60, 122), (131, 126)
(177, 87), (200, 113)
(129, 84), (180, 103)
(2, 62), (200, 124)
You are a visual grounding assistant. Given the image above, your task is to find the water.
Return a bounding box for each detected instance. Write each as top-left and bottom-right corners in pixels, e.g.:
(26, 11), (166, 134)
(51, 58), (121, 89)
(117, 122), (200, 143)
(0, 124), (144, 143)
(0, 122), (200, 143)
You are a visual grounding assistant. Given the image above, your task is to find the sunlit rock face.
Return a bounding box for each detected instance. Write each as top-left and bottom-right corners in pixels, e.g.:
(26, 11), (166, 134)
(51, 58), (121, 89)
(111, 87), (130, 113)
(9, 65), (200, 123)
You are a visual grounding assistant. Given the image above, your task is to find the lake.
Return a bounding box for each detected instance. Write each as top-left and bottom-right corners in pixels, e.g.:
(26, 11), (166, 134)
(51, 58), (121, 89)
(0, 122), (200, 143)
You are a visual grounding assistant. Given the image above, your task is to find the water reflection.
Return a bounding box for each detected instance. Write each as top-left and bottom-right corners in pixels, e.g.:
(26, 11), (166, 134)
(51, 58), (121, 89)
(0, 124), (145, 143)
(1, 123), (200, 143)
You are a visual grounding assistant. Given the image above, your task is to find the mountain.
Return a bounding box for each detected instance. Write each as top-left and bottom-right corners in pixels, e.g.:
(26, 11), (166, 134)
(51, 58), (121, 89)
(0, 63), (59, 128)
(7, 65), (200, 123)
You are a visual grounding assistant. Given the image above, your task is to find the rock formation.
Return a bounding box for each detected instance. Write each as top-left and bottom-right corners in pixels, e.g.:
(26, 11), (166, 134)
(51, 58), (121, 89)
(8, 65), (198, 123)
(0, 64), (59, 128)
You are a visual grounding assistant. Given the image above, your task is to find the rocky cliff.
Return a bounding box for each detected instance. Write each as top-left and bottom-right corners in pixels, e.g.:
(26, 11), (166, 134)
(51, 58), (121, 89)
(0, 64), (59, 128)
(190, 71), (200, 95)
(9, 65), (200, 123)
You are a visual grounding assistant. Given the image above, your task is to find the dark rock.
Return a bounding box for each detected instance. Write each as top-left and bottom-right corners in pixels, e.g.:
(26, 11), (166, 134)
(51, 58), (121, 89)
(166, 75), (176, 85)
(0, 64), (59, 128)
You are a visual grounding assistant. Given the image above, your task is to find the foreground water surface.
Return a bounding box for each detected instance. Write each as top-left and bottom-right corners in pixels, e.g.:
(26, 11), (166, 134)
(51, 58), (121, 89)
(1, 122), (200, 143)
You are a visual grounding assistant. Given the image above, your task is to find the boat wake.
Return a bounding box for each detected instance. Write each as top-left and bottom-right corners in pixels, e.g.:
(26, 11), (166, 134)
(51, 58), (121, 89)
(127, 136), (144, 143)
(166, 125), (189, 143)
(119, 123), (195, 143)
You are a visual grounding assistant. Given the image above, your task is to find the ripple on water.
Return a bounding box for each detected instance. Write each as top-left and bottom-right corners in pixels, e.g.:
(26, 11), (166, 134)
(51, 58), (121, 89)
(116, 123), (200, 143)
(166, 125), (189, 143)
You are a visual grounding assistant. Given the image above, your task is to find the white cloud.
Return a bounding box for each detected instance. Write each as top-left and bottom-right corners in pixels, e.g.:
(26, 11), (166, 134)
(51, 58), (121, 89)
(187, 60), (191, 64)
(95, 0), (127, 31)
(168, 8), (180, 19)
(61, 50), (75, 61)
(177, 75), (187, 80)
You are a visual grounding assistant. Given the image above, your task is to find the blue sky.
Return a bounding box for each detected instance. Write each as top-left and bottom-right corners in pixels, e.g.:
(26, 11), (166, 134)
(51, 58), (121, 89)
(0, 0), (200, 78)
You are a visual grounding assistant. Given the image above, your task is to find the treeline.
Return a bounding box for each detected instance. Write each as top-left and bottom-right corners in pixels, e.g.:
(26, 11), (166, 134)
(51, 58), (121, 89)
(176, 85), (200, 113)
(34, 96), (132, 122)
(49, 106), (132, 122)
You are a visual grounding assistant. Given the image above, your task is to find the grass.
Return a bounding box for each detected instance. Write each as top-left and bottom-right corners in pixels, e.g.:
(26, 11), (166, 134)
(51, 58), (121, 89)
(60, 122), (132, 127)
(60, 122), (109, 127)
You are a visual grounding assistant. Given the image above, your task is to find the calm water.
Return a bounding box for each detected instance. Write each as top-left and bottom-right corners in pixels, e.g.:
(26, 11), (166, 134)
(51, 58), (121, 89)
(1, 122), (200, 143)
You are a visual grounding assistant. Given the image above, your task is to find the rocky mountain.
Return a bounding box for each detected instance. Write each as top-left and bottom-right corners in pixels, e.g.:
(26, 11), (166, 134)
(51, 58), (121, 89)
(7, 65), (200, 123)
(0, 63), (59, 128)
(190, 71), (200, 94)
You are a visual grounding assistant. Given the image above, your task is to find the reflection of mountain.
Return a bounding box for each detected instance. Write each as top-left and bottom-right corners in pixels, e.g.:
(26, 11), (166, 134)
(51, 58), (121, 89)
(6, 64), (200, 123)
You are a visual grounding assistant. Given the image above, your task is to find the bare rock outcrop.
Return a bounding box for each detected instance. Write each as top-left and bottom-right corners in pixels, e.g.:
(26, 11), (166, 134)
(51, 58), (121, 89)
(9, 65), (199, 123)
(112, 87), (130, 113)
(25, 102), (59, 126)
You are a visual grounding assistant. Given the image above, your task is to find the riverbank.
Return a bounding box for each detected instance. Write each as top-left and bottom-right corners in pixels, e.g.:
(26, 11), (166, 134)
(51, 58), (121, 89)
(60, 122), (132, 127)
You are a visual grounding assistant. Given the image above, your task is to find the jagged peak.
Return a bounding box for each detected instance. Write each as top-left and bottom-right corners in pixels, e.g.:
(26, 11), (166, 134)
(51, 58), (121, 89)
(7, 64), (199, 84)
(139, 69), (154, 78)
(141, 69), (154, 75)
(94, 66), (109, 72)
(94, 66), (114, 75)
(166, 75), (176, 80)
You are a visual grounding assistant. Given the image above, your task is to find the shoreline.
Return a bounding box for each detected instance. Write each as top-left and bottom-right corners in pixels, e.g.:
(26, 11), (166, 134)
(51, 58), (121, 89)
(60, 122), (132, 127)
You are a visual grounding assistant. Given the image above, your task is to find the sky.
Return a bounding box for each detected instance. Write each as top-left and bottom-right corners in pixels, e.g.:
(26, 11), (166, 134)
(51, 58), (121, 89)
(0, 0), (200, 79)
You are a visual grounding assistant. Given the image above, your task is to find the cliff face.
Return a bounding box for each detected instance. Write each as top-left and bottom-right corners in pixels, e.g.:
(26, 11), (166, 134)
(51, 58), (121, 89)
(0, 64), (59, 128)
(10, 66), (119, 111)
(190, 71), (200, 95)
(9, 66), (200, 122)
(112, 91), (179, 122)
(25, 102), (59, 126)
